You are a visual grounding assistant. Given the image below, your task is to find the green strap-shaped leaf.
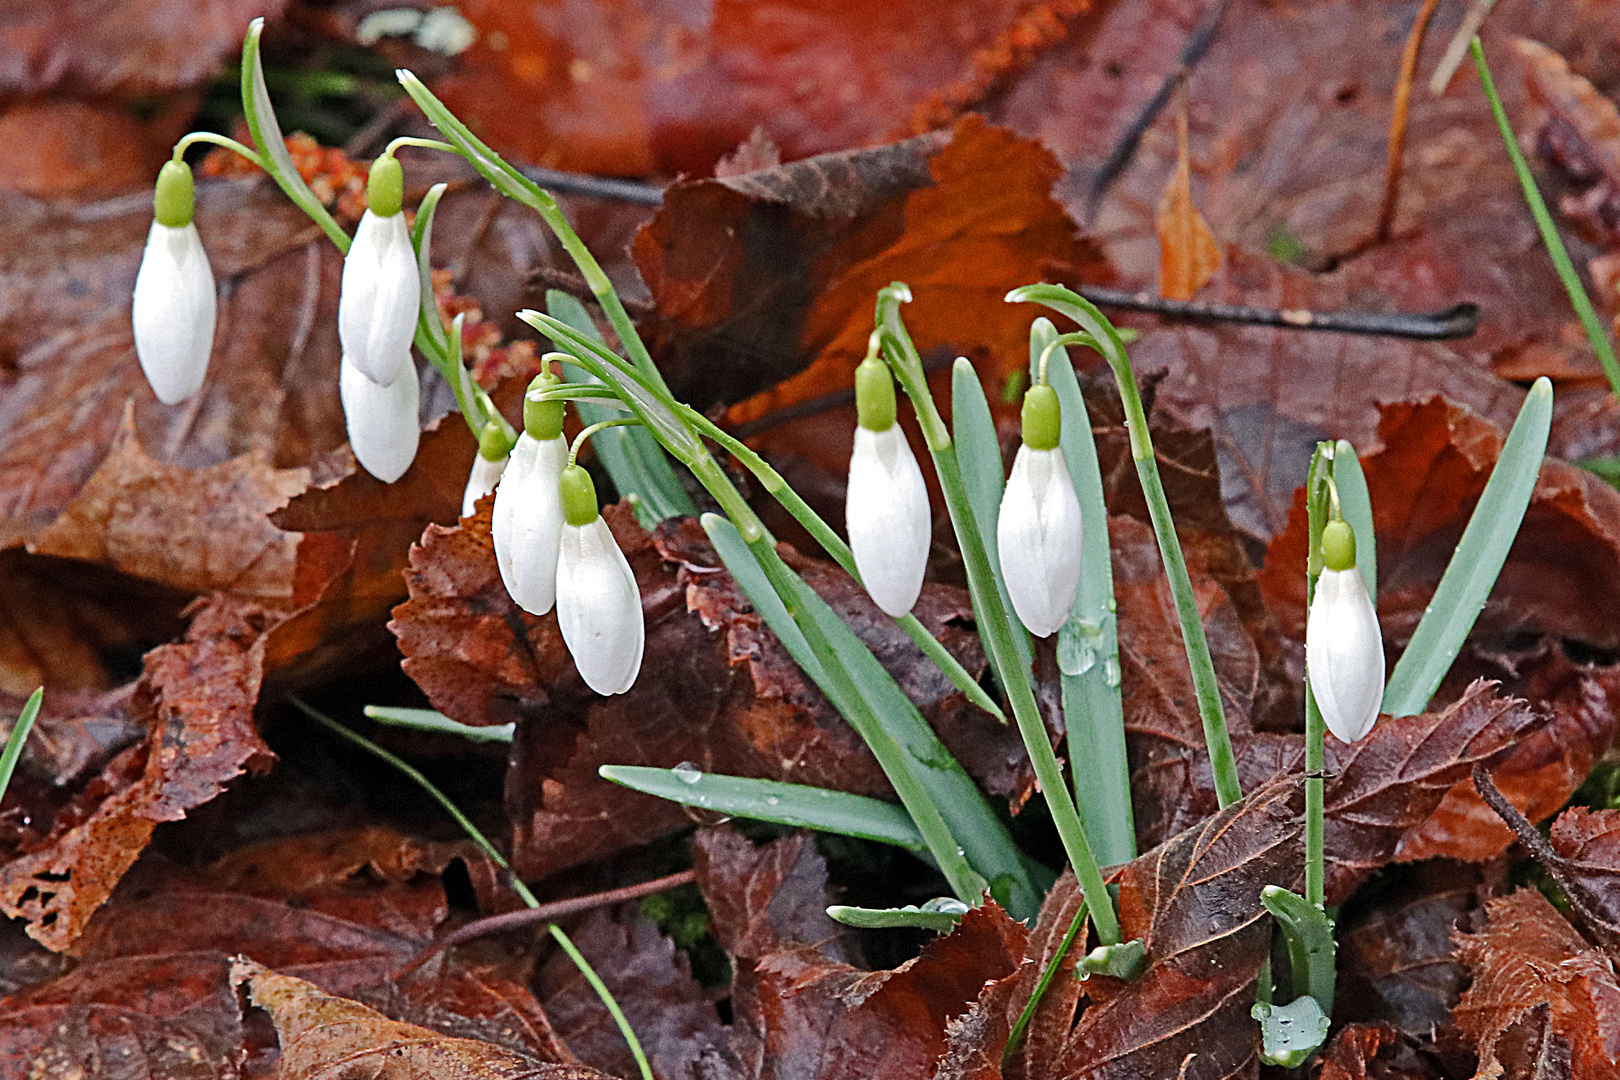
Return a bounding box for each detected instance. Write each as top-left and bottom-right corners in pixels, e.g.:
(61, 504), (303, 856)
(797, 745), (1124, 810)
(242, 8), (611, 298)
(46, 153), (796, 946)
(703, 514), (1042, 920)
(826, 900), (966, 931)
(1333, 440), (1377, 602)
(363, 705), (514, 743)
(951, 358), (1032, 671)
(0, 688), (42, 804)
(1381, 377), (1552, 716)
(600, 766), (927, 850)
(1039, 319), (1136, 867)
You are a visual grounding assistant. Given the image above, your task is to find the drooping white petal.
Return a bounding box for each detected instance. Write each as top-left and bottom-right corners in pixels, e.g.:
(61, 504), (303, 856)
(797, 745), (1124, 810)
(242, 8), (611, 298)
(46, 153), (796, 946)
(132, 221), (216, 405)
(846, 425), (931, 617)
(997, 445), (1083, 637)
(339, 209), (420, 385)
(339, 354), (420, 483)
(556, 516), (644, 695)
(491, 433), (567, 614)
(1306, 567), (1385, 743)
(462, 452), (509, 518)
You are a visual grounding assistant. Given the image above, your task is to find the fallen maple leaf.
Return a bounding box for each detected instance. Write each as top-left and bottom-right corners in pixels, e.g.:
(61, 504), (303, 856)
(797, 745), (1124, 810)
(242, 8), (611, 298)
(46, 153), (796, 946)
(1454, 888), (1620, 1080)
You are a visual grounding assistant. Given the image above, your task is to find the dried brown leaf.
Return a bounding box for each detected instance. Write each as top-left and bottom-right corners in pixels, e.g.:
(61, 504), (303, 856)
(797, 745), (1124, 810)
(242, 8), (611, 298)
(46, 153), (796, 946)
(1156, 95), (1221, 301)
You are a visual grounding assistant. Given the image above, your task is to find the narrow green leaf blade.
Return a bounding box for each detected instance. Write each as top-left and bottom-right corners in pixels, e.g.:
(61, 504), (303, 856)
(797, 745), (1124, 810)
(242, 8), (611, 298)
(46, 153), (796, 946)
(1333, 440), (1376, 601)
(702, 515), (1041, 920)
(542, 291), (695, 525)
(600, 766), (927, 850)
(1039, 319), (1135, 866)
(0, 688), (42, 803)
(363, 705), (514, 743)
(1383, 377), (1553, 716)
(826, 901), (965, 931)
(951, 357), (1032, 671)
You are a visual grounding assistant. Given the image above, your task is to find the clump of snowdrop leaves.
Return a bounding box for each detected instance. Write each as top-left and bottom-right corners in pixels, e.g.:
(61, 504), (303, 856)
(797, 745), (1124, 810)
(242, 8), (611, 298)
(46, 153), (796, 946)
(1307, 519), (1384, 743)
(339, 154), (420, 385)
(998, 383), (1082, 637)
(555, 463), (644, 695)
(492, 372), (569, 615)
(132, 160), (216, 405)
(845, 347), (931, 617)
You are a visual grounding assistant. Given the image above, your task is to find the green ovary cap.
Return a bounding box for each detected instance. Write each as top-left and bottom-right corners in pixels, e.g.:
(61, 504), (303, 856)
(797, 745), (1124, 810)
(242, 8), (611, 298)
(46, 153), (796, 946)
(1021, 383), (1061, 451)
(153, 160), (195, 228)
(477, 421), (513, 461)
(560, 465), (599, 526)
(524, 371), (564, 439)
(1322, 520), (1357, 572)
(367, 154), (404, 218)
(854, 356), (897, 431)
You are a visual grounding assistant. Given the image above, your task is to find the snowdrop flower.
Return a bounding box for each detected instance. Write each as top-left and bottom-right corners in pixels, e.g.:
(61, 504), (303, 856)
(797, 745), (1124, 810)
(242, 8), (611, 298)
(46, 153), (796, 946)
(462, 421), (513, 517)
(846, 351), (930, 617)
(556, 464), (644, 695)
(998, 384), (1082, 637)
(492, 372), (568, 614)
(339, 353), (419, 483)
(339, 154), (419, 385)
(132, 160), (216, 405)
(1307, 520), (1384, 743)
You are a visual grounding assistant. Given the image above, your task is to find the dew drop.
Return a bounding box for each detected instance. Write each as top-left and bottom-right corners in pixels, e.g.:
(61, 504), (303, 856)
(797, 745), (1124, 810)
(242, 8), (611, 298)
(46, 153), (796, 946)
(673, 761), (703, 785)
(765, 795), (781, 806)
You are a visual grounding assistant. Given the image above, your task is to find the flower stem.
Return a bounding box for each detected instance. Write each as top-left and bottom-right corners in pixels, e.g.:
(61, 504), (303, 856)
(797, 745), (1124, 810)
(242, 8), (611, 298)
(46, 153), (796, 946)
(1008, 284), (1241, 808)
(569, 418), (644, 466)
(292, 699), (654, 1080)
(384, 136), (459, 158)
(876, 285), (1122, 946)
(174, 132), (265, 168)
(1303, 443), (1333, 909)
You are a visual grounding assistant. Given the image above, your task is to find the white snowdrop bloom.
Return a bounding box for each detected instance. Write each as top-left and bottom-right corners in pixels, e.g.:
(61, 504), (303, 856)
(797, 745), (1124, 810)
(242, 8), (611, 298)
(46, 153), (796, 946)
(132, 161), (216, 405)
(492, 374), (568, 614)
(339, 353), (419, 483)
(338, 155), (419, 385)
(998, 444), (1083, 637)
(1307, 521), (1384, 743)
(846, 355), (930, 617)
(556, 465), (644, 696)
(996, 383), (1081, 637)
(461, 448), (509, 518)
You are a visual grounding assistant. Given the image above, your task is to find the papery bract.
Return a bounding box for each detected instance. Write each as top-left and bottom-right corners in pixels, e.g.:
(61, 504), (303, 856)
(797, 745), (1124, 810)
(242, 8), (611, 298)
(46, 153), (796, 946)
(491, 433), (568, 614)
(557, 515), (645, 695)
(339, 354), (420, 483)
(846, 424), (931, 617)
(1307, 566), (1385, 743)
(997, 444), (1083, 637)
(132, 221), (217, 405)
(339, 209), (420, 385)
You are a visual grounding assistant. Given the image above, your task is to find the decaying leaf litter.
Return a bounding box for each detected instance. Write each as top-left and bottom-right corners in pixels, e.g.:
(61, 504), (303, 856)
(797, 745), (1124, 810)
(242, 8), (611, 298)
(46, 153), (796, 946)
(3, 0), (1620, 1077)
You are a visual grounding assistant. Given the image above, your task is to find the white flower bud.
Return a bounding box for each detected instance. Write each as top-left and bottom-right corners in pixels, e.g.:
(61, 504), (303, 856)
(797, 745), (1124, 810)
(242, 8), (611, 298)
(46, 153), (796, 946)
(132, 221), (216, 405)
(339, 209), (420, 385)
(997, 445), (1083, 637)
(462, 452), (508, 518)
(557, 512), (644, 696)
(846, 424), (931, 617)
(339, 354), (420, 483)
(491, 432), (568, 614)
(1307, 566), (1385, 743)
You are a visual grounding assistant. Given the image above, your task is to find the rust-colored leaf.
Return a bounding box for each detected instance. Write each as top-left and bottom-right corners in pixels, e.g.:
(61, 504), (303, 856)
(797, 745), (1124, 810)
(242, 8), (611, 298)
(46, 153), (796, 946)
(1155, 92), (1221, 301)
(1454, 889), (1620, 1080)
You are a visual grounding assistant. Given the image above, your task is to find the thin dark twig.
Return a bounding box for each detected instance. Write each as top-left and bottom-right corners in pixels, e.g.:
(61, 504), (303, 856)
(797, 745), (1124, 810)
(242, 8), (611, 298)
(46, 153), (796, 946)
(1472, 763), (1620, 952)
(1081, 0), (1233, 222)
(1075, 285), (1480, 340)
(519, 165), (667, 206)
(437, 870), (698, 949)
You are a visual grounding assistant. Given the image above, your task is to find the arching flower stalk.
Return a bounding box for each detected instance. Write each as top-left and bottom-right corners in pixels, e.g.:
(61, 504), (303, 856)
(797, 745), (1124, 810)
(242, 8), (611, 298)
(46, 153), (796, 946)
(132, 159), (216, 405)
(556, 460), (644, 696)
(492, 371), (569, 615)
(1307, 518), (1384, 744)
(339, 154), (420, 385)
(998, 382), (1083, 637)
(846, 339), (931, 617)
